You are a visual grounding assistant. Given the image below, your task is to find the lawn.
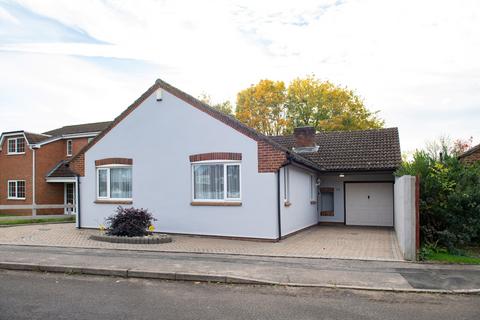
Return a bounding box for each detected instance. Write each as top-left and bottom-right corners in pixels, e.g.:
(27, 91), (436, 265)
(0, 216), (75, 226)
(425, 250), (480, 264)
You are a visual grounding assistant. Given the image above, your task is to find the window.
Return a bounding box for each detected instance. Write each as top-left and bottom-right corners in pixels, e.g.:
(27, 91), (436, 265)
(96, 166), (132, 200)
(7, 137), (25, 154)
(192, 163), (241, 201)
(66, 140), (73, 156)
(320, 188), (334, 216)
(8, 180), (26, 200)
(310, 175), (317, 201)
(87, 137), (94, 143)
(283, 167), (290, 201)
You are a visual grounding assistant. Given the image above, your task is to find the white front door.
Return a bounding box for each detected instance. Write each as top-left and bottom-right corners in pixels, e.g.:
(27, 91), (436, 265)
(345, 182), (393, 227)
(64, 183), (76, 214)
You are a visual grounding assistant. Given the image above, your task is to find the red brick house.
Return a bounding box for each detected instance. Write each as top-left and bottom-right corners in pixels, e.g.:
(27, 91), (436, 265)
(0, 121), (110, 215)
(458, 143), (480, 164)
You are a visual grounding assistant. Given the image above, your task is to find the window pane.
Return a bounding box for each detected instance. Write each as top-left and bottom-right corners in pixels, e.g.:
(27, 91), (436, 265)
(8, 181), (16, 198)
(194, 164), (224, 200)
(226, 165), (240, 198)
(67, 140), (72, 155)
(98, 169), (108, 197)
(16, 138), (25, 153)
(17, 181), (25, 198)
(8, 140), (16, 153)
(110, 168), (132, 199)
(321, 192), (334, 211)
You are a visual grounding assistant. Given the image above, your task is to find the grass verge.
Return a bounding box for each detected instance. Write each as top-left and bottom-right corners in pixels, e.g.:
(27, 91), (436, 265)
(425, 251), (480, 264)
(0, 216), (75, 226)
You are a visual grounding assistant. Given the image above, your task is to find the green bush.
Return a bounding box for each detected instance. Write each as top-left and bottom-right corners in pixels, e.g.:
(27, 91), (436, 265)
(396, 151), (480, 251)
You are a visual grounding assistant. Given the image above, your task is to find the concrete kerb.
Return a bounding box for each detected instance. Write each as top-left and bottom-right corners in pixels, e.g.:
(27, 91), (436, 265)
(1, 261), (479, 295)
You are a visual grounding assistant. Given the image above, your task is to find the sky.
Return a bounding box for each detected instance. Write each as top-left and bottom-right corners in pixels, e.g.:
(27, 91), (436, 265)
(0, 0), (479, 153)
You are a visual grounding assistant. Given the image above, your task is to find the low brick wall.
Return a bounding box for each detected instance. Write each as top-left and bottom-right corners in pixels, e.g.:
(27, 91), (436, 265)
(89, 234), (172, 244)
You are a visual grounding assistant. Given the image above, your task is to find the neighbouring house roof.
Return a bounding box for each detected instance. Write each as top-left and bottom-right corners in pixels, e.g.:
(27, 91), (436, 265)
(24, 132), (51, 144)
(42, 121), (112, 136)
(0, 130), (50, 150)
(458, 143), (480, 159)
(46, 160), (78, 178)
(69, 79), (324, 174)
(270, 128), (402, 172)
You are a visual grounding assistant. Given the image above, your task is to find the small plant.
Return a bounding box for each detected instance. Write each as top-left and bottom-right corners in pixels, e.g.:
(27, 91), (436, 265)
(105, 206), (156, 237)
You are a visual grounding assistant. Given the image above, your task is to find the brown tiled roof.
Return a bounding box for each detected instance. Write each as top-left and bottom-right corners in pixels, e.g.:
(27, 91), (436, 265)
(46, 160), (78, 178)
(24, 132), (50, 144)
(270, 128), (402, 171)
(458, 143), (480, 159)
(43, 121), (112, 136)
(70, 79), (323, 172)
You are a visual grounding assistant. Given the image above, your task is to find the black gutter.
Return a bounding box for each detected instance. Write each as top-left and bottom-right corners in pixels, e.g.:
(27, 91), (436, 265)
(277, 169), (281, 241)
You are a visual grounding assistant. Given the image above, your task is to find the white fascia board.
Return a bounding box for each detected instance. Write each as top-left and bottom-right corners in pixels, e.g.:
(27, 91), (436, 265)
(32, 131), (101, 148)
(0, 131), (26, 151)
(46, 177), (77, 183)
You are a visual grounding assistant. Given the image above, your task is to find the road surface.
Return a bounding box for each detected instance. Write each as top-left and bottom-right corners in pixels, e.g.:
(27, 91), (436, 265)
(0, 270), (478, 320)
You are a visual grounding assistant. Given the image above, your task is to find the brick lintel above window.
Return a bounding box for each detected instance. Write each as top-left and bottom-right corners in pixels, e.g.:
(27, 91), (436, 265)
(189, 152), (242, 162)
(95, 158), (133, 166)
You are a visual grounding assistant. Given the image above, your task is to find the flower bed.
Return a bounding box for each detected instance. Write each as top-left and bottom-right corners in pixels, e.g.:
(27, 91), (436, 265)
(89, 233), (172, 244)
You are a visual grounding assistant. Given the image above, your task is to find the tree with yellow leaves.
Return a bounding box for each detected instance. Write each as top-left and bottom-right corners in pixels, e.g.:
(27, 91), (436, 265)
(234, 76), (383, 135)
(286, 76), (384, 132)
(235, 80), (289, 136)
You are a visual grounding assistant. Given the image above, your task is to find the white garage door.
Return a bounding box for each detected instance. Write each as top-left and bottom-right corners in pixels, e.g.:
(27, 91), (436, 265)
(345, 183), (393, 227)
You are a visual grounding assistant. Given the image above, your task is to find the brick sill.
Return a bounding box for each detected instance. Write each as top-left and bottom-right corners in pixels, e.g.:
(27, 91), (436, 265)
(191, 201), (242, 207)
(94, 200), (133, 205)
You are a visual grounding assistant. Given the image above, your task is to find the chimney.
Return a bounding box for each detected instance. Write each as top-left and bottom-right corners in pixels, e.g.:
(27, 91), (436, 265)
(294, 126), (316, 148)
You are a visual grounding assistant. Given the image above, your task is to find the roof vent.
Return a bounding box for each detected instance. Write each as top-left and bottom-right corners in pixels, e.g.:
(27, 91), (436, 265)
(156, 89), (163, 101)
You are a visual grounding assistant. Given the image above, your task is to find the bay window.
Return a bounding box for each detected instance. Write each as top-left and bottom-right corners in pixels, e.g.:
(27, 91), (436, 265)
(192, 162), (241, 201)
(96, 166), (132, 200)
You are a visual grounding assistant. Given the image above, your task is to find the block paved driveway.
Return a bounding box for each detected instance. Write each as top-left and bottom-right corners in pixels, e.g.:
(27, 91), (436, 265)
(0, 224), (403, 261)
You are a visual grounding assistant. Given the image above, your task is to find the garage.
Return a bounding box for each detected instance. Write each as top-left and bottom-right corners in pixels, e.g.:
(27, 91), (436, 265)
(345, 182), (394, 227)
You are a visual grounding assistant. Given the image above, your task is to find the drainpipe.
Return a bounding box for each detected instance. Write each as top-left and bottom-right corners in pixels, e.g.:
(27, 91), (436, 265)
(276, 160), (292, 241)
(31, 146), (38, 217)
(76, 175), (81, 229)
(277, 169), (281, 241)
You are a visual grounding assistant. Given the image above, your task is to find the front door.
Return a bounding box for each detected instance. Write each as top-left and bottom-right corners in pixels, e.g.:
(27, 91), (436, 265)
(65, 183), (76, 214)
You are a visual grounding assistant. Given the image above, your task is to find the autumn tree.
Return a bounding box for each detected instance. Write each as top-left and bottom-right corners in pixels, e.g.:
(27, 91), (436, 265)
(198, 93), (233, 116)
(235, 80), (289, 135)
(234, 76), (383, 135)
(285, 76), (384, 132)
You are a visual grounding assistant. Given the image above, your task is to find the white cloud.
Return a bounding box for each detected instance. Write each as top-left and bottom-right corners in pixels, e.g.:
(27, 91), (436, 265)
(1, 0), (479, 152)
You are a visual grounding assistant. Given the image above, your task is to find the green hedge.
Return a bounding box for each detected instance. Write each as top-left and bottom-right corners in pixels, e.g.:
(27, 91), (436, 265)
(396, 152), (480, 251)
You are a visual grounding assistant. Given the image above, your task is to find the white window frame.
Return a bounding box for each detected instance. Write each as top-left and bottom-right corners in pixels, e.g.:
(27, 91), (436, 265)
(7, 180), (26, 200)
(96, 165), (132, 201)
(7, 137), (26, 155)
(191, 160), (241, 202)
(66, 139), (73, 156)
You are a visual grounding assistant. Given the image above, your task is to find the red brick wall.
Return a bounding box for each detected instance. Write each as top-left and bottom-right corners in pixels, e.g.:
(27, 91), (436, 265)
(0, 136), (91, 215)
(460, 149), (480, 164)
(70, 153), (85, 176)
(257, 140), (287, 173)
(0, 135), (32, 214)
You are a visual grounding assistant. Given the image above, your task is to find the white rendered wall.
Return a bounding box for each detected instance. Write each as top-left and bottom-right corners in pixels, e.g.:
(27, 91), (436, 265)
(394, 175), (417, 261)
(279, 165), (317, 236)
(80, 90), (278, 239)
